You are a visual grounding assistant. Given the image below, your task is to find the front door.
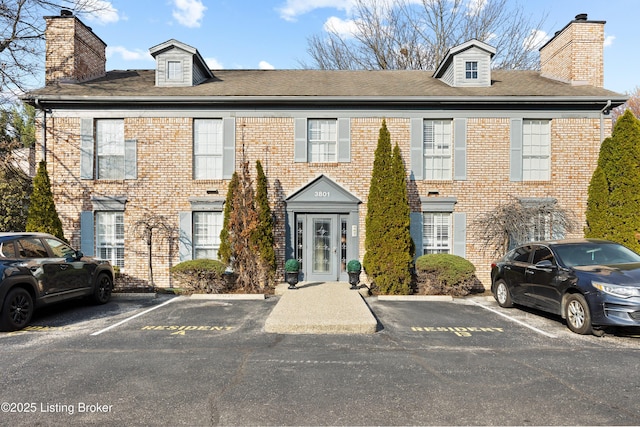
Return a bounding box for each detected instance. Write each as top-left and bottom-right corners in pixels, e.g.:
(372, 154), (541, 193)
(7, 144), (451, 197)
(306, 215), (338, 281)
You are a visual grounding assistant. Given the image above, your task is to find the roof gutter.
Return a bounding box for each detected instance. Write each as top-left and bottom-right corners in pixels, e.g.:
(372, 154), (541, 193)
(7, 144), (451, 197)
(600, 99), (612, 142)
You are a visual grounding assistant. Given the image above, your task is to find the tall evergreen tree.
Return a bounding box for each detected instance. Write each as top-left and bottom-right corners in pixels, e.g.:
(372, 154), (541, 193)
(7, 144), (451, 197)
(363, 120), (413, 294)
(228, 161), (263, 292)
(26, 161), (65, 241)
(585, 110), (640, 252)
(254, 160), (276, 286)
(218, 171), (238, 266)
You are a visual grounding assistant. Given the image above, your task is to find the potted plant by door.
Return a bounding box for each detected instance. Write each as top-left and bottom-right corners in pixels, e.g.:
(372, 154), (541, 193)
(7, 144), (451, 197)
(284, 258), (300, 289)
(347, 259), (362, 289)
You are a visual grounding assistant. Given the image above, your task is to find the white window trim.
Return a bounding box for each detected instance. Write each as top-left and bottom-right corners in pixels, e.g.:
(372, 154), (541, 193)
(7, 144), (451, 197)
(95, 211), (124, 268)
(193, 211), (222, 260)
(193, 119), (224, 180)
(308, 119), (337, 163)
(423, 212), (452, 255)
(522, 119), (551, 181)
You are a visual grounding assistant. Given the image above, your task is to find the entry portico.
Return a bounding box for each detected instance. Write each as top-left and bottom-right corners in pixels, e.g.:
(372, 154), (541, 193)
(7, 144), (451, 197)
(285, 175), (361, 282)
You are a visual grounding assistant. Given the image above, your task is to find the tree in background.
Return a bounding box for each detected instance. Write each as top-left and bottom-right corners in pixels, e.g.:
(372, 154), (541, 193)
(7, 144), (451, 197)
(254, 160), (276, 286)
(611, 87), (640, 123)
(218, 171), (238, 266)
(363, 120), (413, 294)
(585, 110), (640, 252)
(0, 0), (105, 101)
(303, 0), (547, 71)
(0, 103), (35, 231)
(25, 160), (65, 241)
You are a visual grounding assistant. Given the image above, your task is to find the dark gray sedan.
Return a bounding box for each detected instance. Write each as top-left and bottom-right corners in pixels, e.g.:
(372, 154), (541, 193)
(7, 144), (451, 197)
(491, 239), (640, 335)
(0, 232), (114, 331)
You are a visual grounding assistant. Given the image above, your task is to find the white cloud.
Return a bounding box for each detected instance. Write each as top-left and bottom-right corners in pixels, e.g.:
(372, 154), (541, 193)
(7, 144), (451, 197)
(604, 34), (615, 47)
(82, 0), (121, 25)
(172, 0), (207, 28)
(205, 57), (223, 69)
(259, 61), (275, 70)
(466, 0), (487, 16)
(323, 16), (359, 37)
(278, 0), (354, 22)
(523, 29), (549, 51)
(106, 46), (154, 62)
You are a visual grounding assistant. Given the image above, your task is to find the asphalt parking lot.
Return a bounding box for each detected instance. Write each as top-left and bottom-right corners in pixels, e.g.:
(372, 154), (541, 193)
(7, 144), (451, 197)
(1, 293), (639, 426)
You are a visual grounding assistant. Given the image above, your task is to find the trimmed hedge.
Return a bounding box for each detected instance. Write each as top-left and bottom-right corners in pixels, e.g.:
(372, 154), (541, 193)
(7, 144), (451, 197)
(170, 259), (228, 294)
(415, 253), (483, 296)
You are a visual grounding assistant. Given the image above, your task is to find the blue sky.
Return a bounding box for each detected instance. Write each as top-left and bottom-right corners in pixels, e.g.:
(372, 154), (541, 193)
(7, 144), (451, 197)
(76, 0), (638, 94)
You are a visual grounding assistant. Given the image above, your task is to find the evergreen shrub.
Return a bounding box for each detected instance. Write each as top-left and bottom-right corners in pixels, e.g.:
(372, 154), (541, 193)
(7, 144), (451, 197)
(170, 259), (228, 294)
(285, 258), (300, 272)
(415, 254), (483, 296)
(347, 259), (361, 272)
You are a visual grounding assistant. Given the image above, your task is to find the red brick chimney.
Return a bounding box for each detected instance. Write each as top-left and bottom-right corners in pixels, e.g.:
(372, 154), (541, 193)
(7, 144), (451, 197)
(539, 14), (606, 88)
(44, 9), (107, 85)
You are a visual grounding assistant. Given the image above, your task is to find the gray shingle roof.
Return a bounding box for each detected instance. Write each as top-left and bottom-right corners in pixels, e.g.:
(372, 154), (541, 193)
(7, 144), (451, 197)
(25, 68), (625, 103)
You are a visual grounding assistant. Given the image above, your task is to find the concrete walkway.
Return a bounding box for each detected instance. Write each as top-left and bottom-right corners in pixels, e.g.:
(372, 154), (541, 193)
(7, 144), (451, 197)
(264, 282), (378, 334)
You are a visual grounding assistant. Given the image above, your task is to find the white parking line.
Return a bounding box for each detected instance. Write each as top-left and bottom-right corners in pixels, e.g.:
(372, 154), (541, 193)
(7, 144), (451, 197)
(91, 297), (179, 336)
(469, 299), (557, 338)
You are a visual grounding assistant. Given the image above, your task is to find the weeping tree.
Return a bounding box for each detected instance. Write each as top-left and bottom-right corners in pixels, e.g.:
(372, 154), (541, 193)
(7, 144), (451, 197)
(25, 160), (65, 241)
(477, 197), (575, 259)
(132, 214), (175, 288)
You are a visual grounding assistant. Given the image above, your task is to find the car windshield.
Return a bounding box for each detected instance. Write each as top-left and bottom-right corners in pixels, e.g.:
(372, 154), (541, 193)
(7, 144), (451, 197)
(553, 242), (640, 267)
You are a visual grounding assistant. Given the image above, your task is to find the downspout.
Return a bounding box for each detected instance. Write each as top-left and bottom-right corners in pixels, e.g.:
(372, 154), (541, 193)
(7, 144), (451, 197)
(600, 99), (612, 143)
(34, 99), (48, 162)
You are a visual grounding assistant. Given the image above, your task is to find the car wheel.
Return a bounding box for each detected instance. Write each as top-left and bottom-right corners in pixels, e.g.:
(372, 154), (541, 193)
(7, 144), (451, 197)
(564, 293), (592, 335)
(0, 288), (34, 332)
(494, 280), (513, 308)
(92, 273), (113, 304)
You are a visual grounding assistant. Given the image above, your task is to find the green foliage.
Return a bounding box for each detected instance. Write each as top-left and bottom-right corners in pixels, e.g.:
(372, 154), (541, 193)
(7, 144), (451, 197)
(254, 160), (276, 279)
(0, 162), (31, 232)
(363, 120), (413, 295)
(585, 110), (640, 252)
(285, 258), (300, 272)
(170, 259), (228, 293)
(25, 161), (65, 241)
(218, 171), (238, 265)
(415, 254), (480, 296)
(347, 259), (361, 272)
(0, 104), (35, 147)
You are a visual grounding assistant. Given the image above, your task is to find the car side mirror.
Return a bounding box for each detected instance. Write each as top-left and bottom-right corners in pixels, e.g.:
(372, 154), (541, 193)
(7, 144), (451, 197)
(535, 260), (555, 269)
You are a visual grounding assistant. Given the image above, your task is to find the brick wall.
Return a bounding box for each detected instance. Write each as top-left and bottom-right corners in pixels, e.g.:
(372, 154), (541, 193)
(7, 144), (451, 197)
(45, 15), (106, 84)
(38, 114), (610, 288)
(540, 19), (604, 87)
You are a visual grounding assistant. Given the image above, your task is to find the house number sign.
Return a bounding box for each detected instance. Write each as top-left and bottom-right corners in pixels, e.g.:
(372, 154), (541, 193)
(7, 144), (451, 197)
(314, 191), (330, 198)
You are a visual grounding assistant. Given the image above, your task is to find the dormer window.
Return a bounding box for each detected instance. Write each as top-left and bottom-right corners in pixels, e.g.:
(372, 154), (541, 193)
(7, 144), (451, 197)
(167, 60), (183, 81)
(465, 61), (478, 79)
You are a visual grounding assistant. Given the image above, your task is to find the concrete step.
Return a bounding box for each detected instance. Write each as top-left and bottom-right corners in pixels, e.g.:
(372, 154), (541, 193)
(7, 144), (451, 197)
(265, 282), (378, 334)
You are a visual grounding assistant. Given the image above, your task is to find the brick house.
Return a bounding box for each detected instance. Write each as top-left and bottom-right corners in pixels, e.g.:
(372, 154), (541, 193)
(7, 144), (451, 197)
(23, 11), (626, 288)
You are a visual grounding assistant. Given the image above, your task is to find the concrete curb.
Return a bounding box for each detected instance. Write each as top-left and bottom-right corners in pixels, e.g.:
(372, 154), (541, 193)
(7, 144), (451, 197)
(188, 293), (266, 300)
(376, 295), (454, 302)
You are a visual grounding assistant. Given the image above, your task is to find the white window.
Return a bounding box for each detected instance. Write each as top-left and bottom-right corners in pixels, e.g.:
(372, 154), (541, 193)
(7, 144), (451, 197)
(193, 212), (222, 259)
(194, 119), (223, 180)
(423, 212), (451, 254)
(96, 119), (125, 180)
(424, 120), (452, 180)
(522, 120), (550, 181)
(465, 61), (478, 79)
(308, 119), (337, 162)
(96, 211), (124, 268)
(167, 61), (182, 81)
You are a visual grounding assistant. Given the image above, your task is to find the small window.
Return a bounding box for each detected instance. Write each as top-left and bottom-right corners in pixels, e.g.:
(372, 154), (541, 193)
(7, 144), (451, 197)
(0, 241), (17, 258)
(167, 60), (183, 81)
(522, 120), (550, 181)
(465, 61), (478, 79)
(96, 211), (125, 268)
(423, 212), (451, 254)
(193, 212), (222, 259)
(308, 119), (337, 162)
(194, 119), (223, 180)
(423, 120), (452, 180)
(96, 119), (125, 180)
